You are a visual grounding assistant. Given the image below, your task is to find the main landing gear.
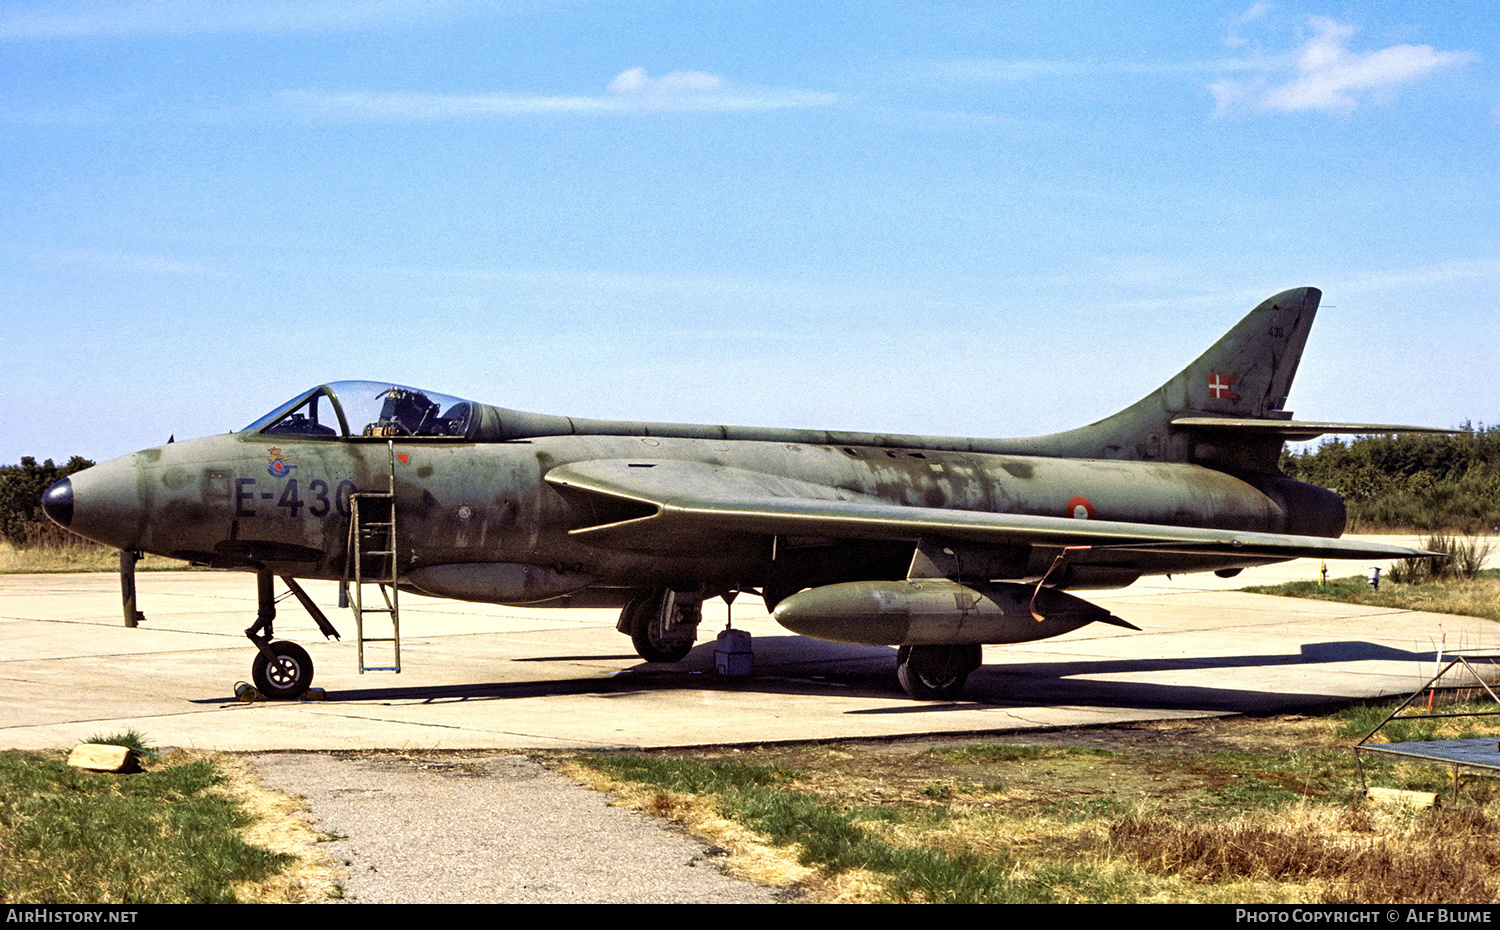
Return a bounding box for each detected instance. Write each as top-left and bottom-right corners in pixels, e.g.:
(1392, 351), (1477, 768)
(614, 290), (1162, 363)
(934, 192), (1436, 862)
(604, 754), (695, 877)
(895, 644), (983, 701)
(619, 588), (702, 663)
(244, 572), (340, 700)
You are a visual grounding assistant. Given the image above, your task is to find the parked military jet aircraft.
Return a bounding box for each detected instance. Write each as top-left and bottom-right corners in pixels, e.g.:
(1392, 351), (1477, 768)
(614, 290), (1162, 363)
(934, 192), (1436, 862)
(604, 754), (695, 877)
(44, 287), (1447, 700)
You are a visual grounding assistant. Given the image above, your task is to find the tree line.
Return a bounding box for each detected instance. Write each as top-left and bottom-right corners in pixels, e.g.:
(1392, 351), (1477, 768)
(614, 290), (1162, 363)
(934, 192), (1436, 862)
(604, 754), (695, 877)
(0, 456), (94, 547)
(1281, 423), (1500, 533)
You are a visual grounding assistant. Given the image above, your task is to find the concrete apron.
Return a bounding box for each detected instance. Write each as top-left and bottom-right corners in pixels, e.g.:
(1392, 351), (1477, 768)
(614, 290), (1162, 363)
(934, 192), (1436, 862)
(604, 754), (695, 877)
(2, 537), (1495, 751)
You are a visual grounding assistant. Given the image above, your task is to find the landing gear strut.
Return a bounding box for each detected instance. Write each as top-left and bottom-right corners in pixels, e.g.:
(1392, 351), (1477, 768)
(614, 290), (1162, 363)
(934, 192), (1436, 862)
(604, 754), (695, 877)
(119, 550), (146, 628)
(896, 644), (982, 701)
(244, 572), (319, 699)
(619, 588), (701, 663)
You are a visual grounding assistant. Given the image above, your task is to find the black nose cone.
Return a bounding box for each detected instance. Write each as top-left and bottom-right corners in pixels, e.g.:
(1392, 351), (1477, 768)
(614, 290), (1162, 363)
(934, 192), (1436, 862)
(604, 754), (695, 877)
(42, 478), (73, 528)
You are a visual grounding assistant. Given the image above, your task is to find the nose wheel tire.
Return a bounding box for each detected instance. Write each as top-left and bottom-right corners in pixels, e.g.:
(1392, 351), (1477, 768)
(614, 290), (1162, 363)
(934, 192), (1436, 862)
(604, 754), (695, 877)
(251, 641), (314, 700)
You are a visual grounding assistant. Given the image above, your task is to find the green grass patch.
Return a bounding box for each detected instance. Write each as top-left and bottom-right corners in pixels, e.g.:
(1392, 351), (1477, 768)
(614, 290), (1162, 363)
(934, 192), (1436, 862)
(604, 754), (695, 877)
(580, 747), (1167, 902)
(0, 749), (295, 903)
(1336, 699), (1500, 744)
(572, 712), (1500, 902)
(580, 749), (1138, 902)
(1243, 570), (1500, 624)
(583, 753), (798, 794)
(83, 729), (159, 757)
(926, 742), (1117, 764)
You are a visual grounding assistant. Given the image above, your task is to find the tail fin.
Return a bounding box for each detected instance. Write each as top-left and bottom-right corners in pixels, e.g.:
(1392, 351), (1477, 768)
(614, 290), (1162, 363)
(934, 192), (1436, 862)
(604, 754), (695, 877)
(1024, 287), (1321, 472)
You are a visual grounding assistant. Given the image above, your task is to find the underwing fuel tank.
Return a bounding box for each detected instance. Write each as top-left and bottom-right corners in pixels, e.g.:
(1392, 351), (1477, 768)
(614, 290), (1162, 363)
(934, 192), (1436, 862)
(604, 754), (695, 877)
(772, 579), (1123, 646)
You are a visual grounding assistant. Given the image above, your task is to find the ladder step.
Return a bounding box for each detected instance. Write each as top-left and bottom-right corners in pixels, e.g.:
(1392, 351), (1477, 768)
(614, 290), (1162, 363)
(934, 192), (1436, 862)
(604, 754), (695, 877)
(348, 471), (401, 675)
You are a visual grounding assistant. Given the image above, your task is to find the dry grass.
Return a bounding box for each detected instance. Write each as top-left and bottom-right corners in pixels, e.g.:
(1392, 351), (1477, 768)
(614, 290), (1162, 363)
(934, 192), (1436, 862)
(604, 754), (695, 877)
(1245, 571), (1500, 625)
(1390, 534), (1494, 584)
(210, 752), (343, 903)
(1399, 577), (1500, 624)
(0, 539), (188, 573)
(1111, 803), (1499, 903)
(559, 760), (820, 894)
(560, 714), (1500, 903)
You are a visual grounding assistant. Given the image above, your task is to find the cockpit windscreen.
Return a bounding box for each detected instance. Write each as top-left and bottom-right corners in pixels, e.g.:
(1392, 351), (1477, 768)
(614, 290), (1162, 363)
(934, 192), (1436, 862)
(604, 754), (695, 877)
(243, 381), (477, 440)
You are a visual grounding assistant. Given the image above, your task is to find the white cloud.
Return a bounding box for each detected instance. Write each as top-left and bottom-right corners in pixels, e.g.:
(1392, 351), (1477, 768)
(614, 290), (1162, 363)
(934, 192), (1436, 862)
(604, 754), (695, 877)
(1223, 3), (1273, 49)
(286, 69), (835, 120)
(1212, 17), (1474, 115)
(607, 67), (725, 96)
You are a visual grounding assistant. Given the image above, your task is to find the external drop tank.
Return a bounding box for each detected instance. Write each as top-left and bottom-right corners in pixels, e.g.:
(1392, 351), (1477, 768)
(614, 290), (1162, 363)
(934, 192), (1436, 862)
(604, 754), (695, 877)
(772, 579), (1128, 647)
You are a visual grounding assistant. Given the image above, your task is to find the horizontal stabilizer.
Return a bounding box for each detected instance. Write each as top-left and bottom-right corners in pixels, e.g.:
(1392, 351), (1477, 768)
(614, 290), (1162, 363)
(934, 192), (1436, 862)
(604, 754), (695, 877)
(1172, 417), (1458, 443)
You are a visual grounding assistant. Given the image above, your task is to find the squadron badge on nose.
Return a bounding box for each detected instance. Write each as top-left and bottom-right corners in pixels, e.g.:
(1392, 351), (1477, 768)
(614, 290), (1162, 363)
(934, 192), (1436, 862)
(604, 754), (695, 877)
(266, 448), (297, 477)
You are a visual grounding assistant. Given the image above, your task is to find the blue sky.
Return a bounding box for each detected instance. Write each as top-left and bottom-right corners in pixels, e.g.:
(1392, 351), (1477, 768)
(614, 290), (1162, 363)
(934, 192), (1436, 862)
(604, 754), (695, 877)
(3, 1), (1496, 463)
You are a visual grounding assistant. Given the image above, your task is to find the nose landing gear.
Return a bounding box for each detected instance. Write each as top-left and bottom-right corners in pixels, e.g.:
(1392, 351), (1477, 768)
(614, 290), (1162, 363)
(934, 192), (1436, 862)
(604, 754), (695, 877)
(244, 572), (339, 700)
(251, 640), (314, 700)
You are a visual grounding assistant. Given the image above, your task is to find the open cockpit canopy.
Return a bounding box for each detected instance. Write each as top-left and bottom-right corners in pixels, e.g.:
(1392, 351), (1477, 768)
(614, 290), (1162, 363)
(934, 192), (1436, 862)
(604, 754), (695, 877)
(244, 381), (479, 440)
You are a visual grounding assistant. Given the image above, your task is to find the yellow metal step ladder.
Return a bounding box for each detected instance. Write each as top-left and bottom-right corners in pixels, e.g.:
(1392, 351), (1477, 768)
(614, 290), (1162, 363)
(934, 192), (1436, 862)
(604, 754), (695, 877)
(345, 442), (400, 673)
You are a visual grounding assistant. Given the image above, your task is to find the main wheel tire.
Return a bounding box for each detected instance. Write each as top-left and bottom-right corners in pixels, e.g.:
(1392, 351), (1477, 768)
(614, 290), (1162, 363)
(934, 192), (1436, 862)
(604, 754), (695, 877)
(624, 590), (694, 663)
(251, 641), (314, 699)
(631, 619), (694, 663)
(896, 644), (981, 701)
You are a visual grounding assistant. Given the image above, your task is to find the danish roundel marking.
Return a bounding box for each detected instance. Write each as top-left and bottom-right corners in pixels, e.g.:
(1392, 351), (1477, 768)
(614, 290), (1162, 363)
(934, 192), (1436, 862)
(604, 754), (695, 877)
(1067, 496), (1095, 520)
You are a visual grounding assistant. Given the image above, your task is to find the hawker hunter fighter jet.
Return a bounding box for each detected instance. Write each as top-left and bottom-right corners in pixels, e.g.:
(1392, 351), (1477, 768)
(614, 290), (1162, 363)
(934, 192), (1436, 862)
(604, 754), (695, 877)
(44, 287), (1446, 700)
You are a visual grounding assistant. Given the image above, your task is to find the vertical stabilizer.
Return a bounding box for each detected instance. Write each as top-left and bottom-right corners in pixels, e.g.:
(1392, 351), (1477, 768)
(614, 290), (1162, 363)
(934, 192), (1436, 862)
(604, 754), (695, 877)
(1021, 287), (1321, 471)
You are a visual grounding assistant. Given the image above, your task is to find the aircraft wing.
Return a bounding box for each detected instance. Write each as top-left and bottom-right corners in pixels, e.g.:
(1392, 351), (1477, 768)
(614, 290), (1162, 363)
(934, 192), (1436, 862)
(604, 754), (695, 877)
(544, 459), (1433, 560)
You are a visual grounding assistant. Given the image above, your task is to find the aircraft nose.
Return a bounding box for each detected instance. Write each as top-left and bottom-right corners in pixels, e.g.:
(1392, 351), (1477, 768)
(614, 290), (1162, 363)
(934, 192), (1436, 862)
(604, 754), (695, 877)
(42, 478), (74, 528)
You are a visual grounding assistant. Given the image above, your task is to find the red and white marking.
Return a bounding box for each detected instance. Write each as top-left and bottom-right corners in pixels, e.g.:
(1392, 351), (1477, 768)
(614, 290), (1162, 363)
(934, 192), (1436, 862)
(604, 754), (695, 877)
(1208, 373), (1240, 401)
